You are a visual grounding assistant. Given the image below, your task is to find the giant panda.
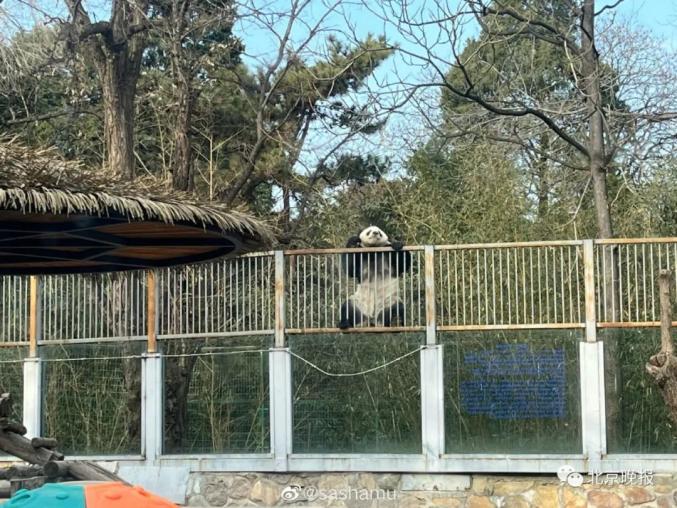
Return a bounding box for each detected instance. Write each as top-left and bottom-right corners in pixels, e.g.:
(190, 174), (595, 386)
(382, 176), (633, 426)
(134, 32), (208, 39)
(338, 226), (411, 330)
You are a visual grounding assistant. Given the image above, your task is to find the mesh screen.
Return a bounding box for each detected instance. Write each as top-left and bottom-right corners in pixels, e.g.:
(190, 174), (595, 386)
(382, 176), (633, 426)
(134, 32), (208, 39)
(162, 336), (270, 454)
(604, 328), (677, 453)
(290, 333), (422, 453)
(42, 342), (144, 455)
(443, 330), (582, 453)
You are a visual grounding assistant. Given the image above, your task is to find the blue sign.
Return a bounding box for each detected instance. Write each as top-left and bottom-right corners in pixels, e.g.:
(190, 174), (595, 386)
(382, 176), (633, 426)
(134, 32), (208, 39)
(460, 343), (566, 419)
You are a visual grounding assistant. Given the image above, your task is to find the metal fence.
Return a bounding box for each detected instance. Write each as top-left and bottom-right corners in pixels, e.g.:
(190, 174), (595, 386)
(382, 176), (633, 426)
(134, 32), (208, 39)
(1, 237), (676, 475)
(2, 239), (675, 345)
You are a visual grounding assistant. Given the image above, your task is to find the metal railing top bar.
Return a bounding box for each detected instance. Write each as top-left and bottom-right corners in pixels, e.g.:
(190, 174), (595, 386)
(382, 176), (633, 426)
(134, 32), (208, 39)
(283, 246), (425, 255)
(594, 237), (677, 245)
(435, 240), (585, 249)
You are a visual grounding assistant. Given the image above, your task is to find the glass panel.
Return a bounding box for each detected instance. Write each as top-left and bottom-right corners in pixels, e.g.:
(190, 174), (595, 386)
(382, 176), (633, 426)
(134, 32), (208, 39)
(443, 330), (582, 453)
(291, 333), (422, 453)
(42, 342), (143, 455)
(162, 336), (270, 454)
(604, 328), (677, 453)
(0, 347), (25, 421)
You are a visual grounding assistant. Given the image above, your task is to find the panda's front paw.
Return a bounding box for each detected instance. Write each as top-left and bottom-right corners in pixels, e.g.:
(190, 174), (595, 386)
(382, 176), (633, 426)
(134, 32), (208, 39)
(338, 319), (351, 330)
(346, 235), (361, 248)
(391, 240), (404, 251)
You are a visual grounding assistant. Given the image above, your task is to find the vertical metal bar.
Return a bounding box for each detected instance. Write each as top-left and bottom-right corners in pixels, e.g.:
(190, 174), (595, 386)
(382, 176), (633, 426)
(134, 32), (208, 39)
(454, 251), (459, 325)
(522, 248), (527, 324)
(507, 249), (512, 324)
(485, 250), (490, 325)
(461, 250), (466, 325)
(274, 251), (286, 348)
(583, 239), (597, 343)
(492, 250), (497, 325)
(425, 246), (436, 345)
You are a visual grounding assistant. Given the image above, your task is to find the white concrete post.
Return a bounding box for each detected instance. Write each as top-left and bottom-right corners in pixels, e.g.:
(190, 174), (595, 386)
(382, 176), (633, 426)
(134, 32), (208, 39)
(580, 341), (606, 472)
(269, 348), (292, 471)
(22, 357), (42, 438)
(142, 352), (163, 462)
(421, 345), (444, 467)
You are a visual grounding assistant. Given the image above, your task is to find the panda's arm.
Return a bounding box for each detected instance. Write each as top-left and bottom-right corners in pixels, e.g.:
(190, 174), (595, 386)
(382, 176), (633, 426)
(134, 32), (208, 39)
(390, 244), (411, 276)
(343, 235), (363, 279)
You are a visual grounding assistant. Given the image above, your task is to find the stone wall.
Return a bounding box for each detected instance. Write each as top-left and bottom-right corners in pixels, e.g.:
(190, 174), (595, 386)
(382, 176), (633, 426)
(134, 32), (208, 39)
(185, 472), (677, 507)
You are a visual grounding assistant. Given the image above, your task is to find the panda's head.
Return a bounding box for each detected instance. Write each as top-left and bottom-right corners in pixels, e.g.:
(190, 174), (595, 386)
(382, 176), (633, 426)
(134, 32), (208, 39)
(359, 226), (390, 247)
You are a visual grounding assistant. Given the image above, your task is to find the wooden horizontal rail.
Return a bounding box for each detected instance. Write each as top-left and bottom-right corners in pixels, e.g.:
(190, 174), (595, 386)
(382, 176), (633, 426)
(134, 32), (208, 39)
(594, 237), (677, 245)
(437, 323), (585, 331)
(435, 240), (584, 249)
(284, 246), (424, 255)
(597, 321), (677, 328)
(286, 326), (425, 334)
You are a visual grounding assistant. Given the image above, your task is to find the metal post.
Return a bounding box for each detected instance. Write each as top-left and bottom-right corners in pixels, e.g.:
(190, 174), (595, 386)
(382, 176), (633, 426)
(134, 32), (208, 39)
(420, 344), (444, 468)
(580, 341), (606, 472)
(142, 352), (163, 461)
(583, 240), (597, 342)
(269, 348), (292, 471)
(23, 275), (42, 438)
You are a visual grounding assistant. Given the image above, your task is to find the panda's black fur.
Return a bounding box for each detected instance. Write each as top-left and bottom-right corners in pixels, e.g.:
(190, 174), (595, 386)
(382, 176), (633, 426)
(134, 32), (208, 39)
(338, 226), (411, 330)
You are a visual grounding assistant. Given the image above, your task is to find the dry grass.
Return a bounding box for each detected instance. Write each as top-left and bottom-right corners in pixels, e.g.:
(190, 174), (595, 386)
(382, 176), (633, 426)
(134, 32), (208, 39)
(0, 138), (275, 248)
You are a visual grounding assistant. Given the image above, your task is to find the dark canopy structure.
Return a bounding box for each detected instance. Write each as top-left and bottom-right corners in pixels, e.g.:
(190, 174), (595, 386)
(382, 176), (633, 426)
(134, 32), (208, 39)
(0, 140), (274, 274)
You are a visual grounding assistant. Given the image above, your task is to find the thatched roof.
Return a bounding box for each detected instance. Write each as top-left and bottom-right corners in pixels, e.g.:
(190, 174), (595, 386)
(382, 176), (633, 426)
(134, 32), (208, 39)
(0, 139), (275, 274)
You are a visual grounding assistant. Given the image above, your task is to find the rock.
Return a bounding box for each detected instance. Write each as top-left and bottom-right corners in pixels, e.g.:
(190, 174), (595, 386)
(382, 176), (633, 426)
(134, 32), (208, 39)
(358, 473), (377, 490)
(431, 496), (464, 507)
(466, 495), (496, 508)
(532, 485), (559, 507)
(587, 490), (624, 508)
(400, 474), (471, 492)
(624, 486), (655, 505)
(472, 476), (494, 495)
(250, 479), (281, 506)
(563, 486), (587, 508)
(492, 480), (534, 496)
(376, 473), (400, 491)
(318, 473), (351, 491)
(228, 476), (251, 500)
(397, 495), (427, 508)
(204, 477), (231, 506)
(186, 494), (208, 506)
(658, 495), (674, 508)
(502, 495), (530, 508)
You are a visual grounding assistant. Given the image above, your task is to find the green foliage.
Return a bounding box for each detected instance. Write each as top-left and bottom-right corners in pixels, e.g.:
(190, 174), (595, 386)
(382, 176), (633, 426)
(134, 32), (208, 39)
(604, 329), (677, 453)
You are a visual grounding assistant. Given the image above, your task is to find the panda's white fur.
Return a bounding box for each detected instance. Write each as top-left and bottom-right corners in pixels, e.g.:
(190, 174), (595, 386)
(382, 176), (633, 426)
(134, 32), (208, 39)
(349, 226), (402, 322)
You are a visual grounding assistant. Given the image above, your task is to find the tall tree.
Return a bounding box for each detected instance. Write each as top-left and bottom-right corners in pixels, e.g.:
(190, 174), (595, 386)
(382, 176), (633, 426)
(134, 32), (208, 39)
(62, 0), (152, 178)
(372, 0), (677, 239)
(149, 0), (242, 191)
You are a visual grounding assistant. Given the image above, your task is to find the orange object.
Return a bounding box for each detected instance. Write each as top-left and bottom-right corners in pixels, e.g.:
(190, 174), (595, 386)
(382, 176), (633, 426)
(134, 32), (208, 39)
(84, 482), (178, 508)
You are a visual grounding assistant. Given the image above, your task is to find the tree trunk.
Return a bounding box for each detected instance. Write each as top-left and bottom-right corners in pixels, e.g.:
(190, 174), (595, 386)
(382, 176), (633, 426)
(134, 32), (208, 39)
(646, 270), (677, 427)
(100, 56), (139, 179)
(581, 0), (613, 240)
(163, 342), (201, 451)
(172, 84), (195, 191)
